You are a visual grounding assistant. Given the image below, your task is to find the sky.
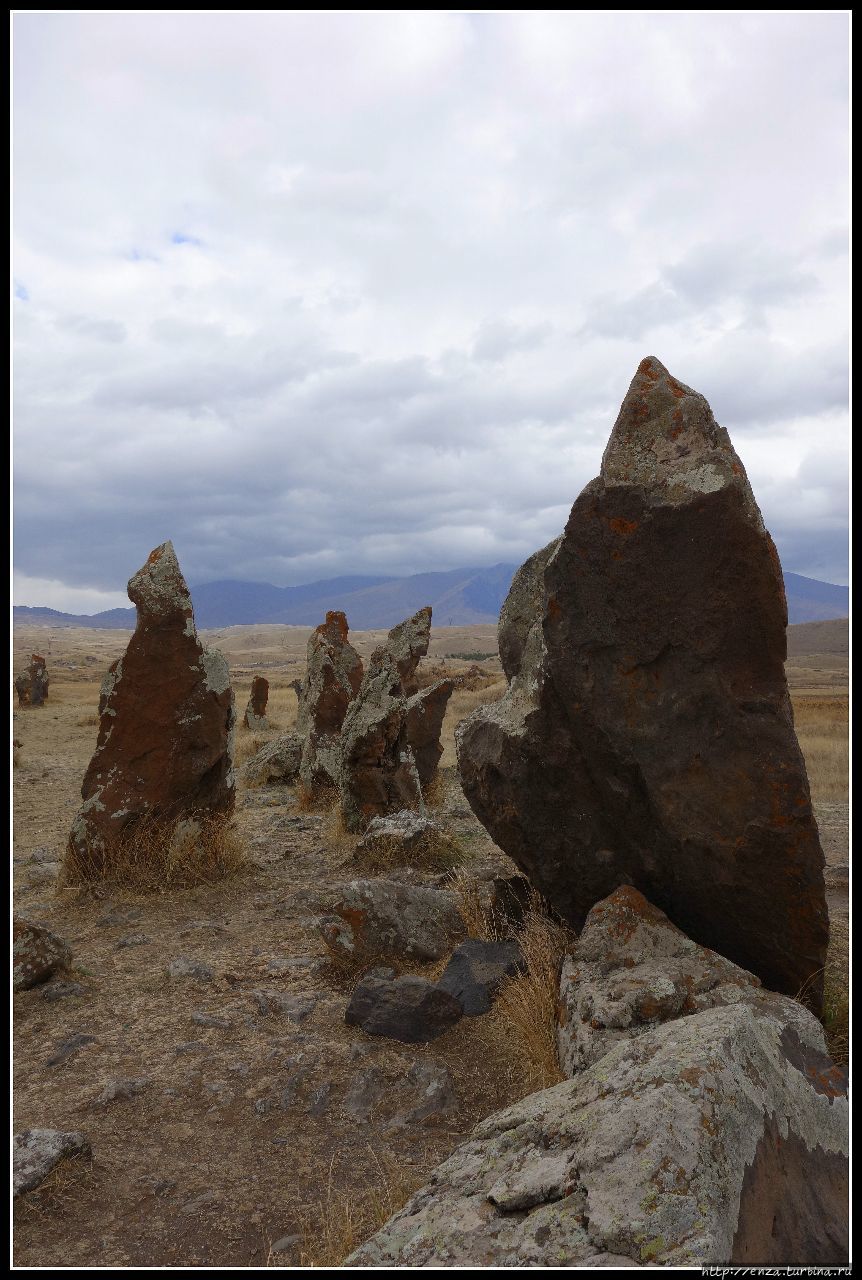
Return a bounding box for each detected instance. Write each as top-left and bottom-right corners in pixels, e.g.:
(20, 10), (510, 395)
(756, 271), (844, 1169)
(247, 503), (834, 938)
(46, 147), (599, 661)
(13, 11), (850, 613)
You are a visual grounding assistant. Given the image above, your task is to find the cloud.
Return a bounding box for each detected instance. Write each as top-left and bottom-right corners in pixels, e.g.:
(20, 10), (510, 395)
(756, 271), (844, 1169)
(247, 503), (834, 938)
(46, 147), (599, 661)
(12, 12), (850, 606)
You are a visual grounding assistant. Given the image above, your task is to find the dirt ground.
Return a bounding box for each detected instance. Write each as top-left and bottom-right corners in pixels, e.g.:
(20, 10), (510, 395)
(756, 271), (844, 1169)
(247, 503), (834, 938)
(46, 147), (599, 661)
(11, 622), (849, 1267)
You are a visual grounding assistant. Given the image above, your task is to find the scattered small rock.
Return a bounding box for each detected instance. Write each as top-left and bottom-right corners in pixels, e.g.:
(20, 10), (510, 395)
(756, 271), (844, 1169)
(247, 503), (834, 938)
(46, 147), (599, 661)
(251, 991), (318, 1021)
(40, 981), (88, 1002)
(96, 1078), (151, 1106)
(46, 1033), (97, 1068)
(14, 918), (71, 990)
(192, 1011), (232, 1029)
(116, 933), (153, 950)
(167, 957), (214, 982)
(346, 975), (463, 1043)
(437, 938), (525, 1016)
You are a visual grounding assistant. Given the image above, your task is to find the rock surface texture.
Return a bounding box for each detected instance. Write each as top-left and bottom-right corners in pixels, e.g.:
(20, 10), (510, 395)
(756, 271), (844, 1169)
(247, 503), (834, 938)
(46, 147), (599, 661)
(345, 975), (463, 1043)
(13, 918), (72, 990)
(296, 611), (364, 791)
(14, 1129), (92, 1196)
(457, 357), (828, 1009)
(348, 888), (848, 1267)
(66, 542), (236, 876)
(243, 676), (269, 730)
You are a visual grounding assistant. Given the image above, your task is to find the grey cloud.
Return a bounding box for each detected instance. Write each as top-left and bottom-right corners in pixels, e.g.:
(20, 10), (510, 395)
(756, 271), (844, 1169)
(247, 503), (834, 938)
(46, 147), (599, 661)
(55, 313), (127, 343)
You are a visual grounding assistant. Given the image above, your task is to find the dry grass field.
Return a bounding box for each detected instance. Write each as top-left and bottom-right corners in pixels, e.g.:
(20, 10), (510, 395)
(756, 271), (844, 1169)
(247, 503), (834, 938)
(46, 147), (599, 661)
(12, 619), (849, 1265)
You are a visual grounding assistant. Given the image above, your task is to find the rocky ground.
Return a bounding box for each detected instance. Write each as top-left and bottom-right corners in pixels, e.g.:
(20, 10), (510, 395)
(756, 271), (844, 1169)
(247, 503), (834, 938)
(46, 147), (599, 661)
(12, 664), (525, 1267)
(12, 628), (848, 1267)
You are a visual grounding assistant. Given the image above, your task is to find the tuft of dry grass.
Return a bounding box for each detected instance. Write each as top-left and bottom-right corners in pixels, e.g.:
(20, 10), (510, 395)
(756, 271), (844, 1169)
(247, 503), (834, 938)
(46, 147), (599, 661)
(60, 810), (247, 892)
(298, 1150), (419, 1267)
(438, 679), (507, 770)
(821, 915), (849, 1066)
(233, 733), (268, 768)
(296, 780), (340, 815)
(448, 868), (501, 942)
(493, 897), (576, 1093)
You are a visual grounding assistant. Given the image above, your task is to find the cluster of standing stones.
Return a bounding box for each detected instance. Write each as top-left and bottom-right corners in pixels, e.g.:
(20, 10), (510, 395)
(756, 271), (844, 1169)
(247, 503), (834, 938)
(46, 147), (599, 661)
(13, 359), (847, 1265)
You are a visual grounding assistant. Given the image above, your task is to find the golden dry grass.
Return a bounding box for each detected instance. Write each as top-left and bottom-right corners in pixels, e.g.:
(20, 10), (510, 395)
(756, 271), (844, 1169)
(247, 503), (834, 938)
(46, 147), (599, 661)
(438, 679), (506, 770)
(494, 899), (576, 1093)
(354, 826), (468, 876)
(233, 733), (269, 768)
(60, 810), (247, 892)
(297, 1150), (419, 1267)
(448, 867), (501, 942)
(791, 694), (849, 804)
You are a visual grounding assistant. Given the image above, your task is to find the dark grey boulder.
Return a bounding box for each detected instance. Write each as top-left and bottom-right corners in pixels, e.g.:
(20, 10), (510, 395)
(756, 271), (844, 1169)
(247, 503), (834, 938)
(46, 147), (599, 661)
(437, 938), (525, 1015)
(345, 974), (462, 1043)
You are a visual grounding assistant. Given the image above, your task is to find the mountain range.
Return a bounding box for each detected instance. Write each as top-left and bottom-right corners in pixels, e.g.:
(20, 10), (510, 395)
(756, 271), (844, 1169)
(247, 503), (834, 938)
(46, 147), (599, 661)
(13, 565), (849, 631)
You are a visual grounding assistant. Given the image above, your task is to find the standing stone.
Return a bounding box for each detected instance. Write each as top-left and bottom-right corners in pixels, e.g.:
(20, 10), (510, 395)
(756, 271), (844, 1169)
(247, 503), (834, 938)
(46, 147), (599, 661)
(296, 611), (363, 791)
(405, 679), (455, 787)
(243, 676), (269, 730)
(14, 671), (31, 706)
(339, 650), (423, 832)
(457, 358), (828, 1010)
(30, 655), (49, 706)
(65, 542), (236, 879)
(385, 606), (432, 695)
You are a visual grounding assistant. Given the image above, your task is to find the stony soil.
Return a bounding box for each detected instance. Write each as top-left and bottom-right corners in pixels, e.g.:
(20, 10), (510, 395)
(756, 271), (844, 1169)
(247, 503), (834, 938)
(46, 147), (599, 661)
(12, 624), (848, 1267)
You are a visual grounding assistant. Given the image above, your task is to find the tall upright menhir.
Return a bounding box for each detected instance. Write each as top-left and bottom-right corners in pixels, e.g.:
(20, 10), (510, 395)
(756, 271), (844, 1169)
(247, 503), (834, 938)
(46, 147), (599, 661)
(457, 357), (830, 1011)
(65, 541), (236, 882)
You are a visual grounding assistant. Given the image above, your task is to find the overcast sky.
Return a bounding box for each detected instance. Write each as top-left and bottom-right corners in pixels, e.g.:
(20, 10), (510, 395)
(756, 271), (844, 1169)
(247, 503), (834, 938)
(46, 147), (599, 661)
(13, 11), (849, 612)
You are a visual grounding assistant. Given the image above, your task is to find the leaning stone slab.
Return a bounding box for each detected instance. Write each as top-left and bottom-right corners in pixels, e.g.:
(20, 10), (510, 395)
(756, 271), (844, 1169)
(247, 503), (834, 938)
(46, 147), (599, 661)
(243, 732), (302, 786)
(347, 998), (848, 1266)
(318, 879), (464, 961)
(457, 357), (829, 1010)
(296, 611), (363, 791)
(13, 1129), (92, 1196)
(405, 679), (455, 787)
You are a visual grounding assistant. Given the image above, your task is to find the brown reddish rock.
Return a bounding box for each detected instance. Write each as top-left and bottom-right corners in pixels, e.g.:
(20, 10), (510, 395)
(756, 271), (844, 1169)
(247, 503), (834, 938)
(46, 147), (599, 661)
(405, 678), (455, 787)
(457, 357), (828, 1010)
(65, 542), (236, 878)
(243, 676), (269, 730)
(296, 611), (363, 791)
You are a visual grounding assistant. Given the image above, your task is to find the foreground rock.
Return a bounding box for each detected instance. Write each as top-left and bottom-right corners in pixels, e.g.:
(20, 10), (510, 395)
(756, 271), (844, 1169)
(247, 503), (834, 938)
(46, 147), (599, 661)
(243, 733), (302, 787)
(348, 896), (848, 1265)
(15, 654), (49, 707)
(405, 679), (455, 786)
(296, 611), (363, 791)
(65, 542), (236, 878)
(14, 1129), (92, 1196)
(243, 676), (269, 730)
(13, 919), (72, 990)
(457, 357), (829, 1009)
(437, 938), (525, 1015)
(356, 810), (442, 860)
(559, 885), (768, 1074)
(319, 879), (463, 961)
(346, 974), (463, 1043)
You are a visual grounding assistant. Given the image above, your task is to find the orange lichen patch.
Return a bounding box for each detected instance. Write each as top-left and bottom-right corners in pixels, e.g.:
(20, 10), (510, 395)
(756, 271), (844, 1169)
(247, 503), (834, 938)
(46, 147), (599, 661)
(546, 596), (562, 623)
(667, 378), (686, 399)
(732, 462), (742, 476)
(609, 517), (639, 538)
(637, 358), (660, 382)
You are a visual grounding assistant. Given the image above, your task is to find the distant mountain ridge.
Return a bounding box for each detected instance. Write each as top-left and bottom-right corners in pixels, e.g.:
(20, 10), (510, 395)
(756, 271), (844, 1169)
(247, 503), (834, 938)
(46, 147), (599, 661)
(13, 566), (848, 631)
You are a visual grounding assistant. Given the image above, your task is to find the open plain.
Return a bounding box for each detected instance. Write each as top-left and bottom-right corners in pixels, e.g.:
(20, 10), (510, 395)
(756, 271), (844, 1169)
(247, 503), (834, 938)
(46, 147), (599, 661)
(12, 618), (848, 1267)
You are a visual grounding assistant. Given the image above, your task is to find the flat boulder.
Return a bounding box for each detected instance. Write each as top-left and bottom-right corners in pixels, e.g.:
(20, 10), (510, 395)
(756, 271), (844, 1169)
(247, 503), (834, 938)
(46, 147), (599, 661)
(65, 542), (236, 879)
(296, 611), (363, 791)
(318, 879), (463, 961)
(345, 974), (463, 1043)
(457, 357), (828, 1009)
(13, 918), (71, 990)
(356, 810), (441, 859)
(243, 676), (269, 730)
